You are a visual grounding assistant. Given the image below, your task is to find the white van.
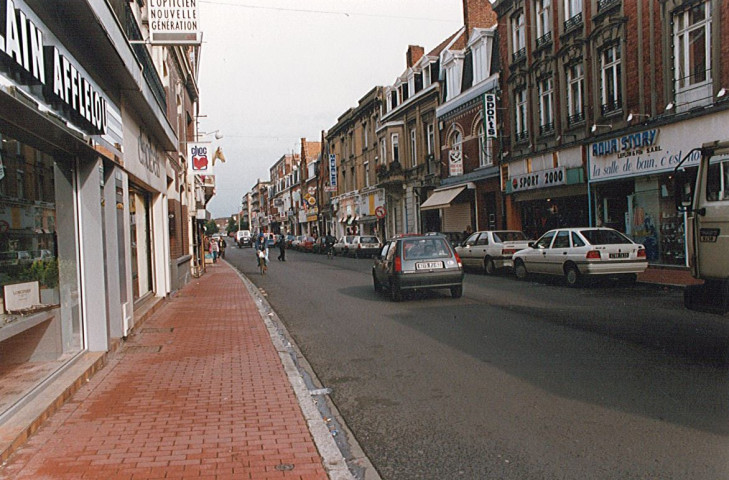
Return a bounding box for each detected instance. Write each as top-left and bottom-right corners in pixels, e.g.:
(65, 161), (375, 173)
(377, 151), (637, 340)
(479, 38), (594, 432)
(236, 230), (252, 247)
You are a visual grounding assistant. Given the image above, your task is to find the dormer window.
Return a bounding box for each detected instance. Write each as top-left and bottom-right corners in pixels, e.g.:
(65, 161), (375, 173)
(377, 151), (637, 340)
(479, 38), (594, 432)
(469, 29), (493, 85)
(423, 63), (432, 88)
(444, 53), (463, 100)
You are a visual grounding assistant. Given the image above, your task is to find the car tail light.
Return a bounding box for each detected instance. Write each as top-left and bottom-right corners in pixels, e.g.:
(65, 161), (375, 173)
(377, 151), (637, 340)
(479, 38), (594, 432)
(586, 250), (601, 259)
(454, 252), (462, 268)
(637, 248), (646, 258)
(502, 248), (517, 255)
(394, 256), (402, 272)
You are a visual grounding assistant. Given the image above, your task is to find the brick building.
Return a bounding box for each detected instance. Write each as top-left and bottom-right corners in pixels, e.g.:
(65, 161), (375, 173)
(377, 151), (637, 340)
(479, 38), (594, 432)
(493, 0), (729, 268)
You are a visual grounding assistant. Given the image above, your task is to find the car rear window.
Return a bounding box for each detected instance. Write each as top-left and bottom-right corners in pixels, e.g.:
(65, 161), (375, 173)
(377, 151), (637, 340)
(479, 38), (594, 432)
(402, 238), (452, 260)
(360, 236), (378, 243)
(493, 231), (527, 242)
(580, 229), (632, 245)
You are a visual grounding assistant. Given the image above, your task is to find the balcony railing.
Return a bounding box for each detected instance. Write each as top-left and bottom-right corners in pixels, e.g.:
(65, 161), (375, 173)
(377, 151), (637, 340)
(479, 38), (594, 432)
(539, 122), (555, 135)
(600, 100), (622, 116)
(567, 111), (585, 125)
(563, 12), (583, 33)
(536, 32), (552, 50)
(123, 4), (167, 111)
(598, 0), (620, 13)
(512, 47), (526, 64)
(515, 130), (529, 143)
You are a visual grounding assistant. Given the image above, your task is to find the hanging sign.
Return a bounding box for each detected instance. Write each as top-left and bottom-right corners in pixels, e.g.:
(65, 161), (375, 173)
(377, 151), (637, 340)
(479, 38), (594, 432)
(483, 93), (497, 138)
(147, 0), (202, 45)
(329, 154), (337, 188)
(188, 143), (213, 175)
(449, 149), (463, 176)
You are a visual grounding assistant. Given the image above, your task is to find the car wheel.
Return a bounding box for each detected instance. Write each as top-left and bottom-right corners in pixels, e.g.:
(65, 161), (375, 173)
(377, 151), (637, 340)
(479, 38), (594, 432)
(564, 264), (581, 287)
(450, 285), (463, 298)
(390, 281), (402, 302)
(373, 272), (383, 293)
(484, 257), (496, 275)
(514, 260), (528, 280)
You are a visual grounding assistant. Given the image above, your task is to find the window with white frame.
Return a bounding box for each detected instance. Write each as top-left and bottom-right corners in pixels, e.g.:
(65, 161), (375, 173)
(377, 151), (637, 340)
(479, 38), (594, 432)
(410, 128), (417, 168)
(536, 0), (551, 39)
(423, 63), (432, 88)
(363, 123), (368, 149)
(391, 133), (399, 164)
(566, 62), (584, 123)
(564, 0), (582, 21)
(515, 88), (528, 140)
(478, 123), (493, 167)
(426, 123), (435, 155)
(472, 41), (487, 84)
(674, 1), (711, 92)
(380, 137), (387, 164)
(512, 11), (525, 55)
(445, 56), (463, 100)
(600, 44), (622, 114)
(408, 73), (416, 98)
(364, 161), (370, 187)
(538, 76), (554, 133)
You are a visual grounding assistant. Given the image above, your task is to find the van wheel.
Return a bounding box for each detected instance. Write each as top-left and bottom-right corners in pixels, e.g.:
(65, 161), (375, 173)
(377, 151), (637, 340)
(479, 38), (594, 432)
(390, 282), (402, 302)
(373, 272), (383, 293)
(514, 260), (528, 280)
(484, 257), (496, 275)
(565, 264), (581, 287)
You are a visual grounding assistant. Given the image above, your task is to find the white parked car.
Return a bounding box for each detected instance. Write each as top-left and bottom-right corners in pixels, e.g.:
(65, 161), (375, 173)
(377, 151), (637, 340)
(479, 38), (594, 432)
(455, 230), (532, 274)
(512, 227), (647, 286)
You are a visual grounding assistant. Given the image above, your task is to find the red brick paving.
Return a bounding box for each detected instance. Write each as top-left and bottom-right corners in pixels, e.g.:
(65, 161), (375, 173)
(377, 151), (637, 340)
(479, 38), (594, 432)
(0, 263), (329, 480)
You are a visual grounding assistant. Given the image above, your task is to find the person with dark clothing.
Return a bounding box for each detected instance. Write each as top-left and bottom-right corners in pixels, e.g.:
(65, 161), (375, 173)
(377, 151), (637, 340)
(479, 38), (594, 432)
(277, 235), (286, 261)
(219, 238), (227, 259)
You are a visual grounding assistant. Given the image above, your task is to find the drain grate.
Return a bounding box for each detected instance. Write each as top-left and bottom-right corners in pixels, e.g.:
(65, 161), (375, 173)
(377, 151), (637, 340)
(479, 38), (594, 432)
(141, 327), (175, 333)
(123, 345), (162, 354)
(274, 463), (295, 472)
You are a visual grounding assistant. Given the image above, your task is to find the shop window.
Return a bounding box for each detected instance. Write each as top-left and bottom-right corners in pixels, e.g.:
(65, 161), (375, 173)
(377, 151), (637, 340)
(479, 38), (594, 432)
(0, 133), (82, 417)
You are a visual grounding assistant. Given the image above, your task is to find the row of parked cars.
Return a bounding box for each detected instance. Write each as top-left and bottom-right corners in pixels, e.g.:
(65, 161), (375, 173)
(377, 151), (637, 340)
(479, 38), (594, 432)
(285, 234), (383, 257)
(371, 227), (648, 301)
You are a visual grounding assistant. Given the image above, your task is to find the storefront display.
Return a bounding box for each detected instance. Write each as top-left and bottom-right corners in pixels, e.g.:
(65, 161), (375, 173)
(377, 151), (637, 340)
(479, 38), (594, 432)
(0, 133), (82, 416)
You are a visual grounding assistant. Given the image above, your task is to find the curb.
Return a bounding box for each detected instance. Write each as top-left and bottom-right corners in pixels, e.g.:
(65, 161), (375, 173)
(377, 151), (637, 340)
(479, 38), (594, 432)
(231, 264), (357, 480)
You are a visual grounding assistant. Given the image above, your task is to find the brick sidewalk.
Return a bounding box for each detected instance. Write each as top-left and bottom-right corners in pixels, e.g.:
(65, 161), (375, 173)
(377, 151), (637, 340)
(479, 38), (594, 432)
(0, 263), (332, 480)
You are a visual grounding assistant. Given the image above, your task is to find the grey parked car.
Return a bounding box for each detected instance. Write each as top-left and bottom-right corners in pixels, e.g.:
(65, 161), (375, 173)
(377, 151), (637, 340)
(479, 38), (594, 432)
(372, 234), (464, 301)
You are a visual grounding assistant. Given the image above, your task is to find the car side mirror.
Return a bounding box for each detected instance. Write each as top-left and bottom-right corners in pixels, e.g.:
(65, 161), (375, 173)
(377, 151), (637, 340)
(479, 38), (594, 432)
(673, 169), (693, 213)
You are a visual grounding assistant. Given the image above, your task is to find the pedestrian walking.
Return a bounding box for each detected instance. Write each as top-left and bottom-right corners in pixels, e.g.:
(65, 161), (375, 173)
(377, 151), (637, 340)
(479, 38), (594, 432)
(210, 238), (219, 263)
(219, 237), (227, 259)
(277, 234), (286, 261)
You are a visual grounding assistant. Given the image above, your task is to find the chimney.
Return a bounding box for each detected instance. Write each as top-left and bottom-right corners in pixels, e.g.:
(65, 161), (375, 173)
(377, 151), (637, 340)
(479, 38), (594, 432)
(406, 45), (425, 68)
(462, 0), (497, 32)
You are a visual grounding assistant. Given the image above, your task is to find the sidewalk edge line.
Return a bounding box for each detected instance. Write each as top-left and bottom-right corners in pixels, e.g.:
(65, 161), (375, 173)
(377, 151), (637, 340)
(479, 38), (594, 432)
(228, 263), (356, 480)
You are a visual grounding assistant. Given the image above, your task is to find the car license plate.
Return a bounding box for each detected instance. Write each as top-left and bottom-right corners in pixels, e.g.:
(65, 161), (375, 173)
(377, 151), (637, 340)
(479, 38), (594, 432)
(416, 261), (444, 270)
(609, 252), (629, 259)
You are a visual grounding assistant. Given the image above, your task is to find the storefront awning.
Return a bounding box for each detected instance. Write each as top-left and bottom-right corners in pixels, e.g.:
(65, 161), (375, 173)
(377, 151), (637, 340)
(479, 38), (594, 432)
(420, 185), (467, 211)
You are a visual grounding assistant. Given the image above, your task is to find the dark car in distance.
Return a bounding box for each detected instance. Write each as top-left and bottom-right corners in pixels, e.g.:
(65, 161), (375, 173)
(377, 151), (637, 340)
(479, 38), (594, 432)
(372, 234), (464, 301)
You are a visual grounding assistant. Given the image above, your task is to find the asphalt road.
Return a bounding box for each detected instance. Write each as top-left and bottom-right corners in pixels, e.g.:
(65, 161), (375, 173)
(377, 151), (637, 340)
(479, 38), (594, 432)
(224, 244), (729, 480)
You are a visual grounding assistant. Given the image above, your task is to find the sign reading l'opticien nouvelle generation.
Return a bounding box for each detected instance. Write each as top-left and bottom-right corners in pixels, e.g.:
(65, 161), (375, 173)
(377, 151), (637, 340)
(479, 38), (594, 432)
(0, 0), (108, 135)
(589, 128), (701, 181)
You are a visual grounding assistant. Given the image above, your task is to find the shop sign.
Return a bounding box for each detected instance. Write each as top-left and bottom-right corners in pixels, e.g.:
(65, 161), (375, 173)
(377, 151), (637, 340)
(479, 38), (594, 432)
(0, 0), (109, 135)
(483, 94), (497, 138)
(510, 166), (567, 192)
(3, 281), (39, 312)
(449, 149), (463, 176)
(147, 0), (202, 45)
(188, 143), (213, 175)
(329, 154), (337, 188)
(589, 127), (702, 181)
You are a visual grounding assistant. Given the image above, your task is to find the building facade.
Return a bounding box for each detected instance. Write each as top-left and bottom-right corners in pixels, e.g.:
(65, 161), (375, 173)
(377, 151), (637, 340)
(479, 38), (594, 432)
(0, 0), (204, 454)
(493, 0), (729, 269)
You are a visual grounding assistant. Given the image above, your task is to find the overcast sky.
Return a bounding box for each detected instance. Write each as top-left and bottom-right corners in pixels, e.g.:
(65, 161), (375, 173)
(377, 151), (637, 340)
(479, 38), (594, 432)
(196, 0), (465, 219)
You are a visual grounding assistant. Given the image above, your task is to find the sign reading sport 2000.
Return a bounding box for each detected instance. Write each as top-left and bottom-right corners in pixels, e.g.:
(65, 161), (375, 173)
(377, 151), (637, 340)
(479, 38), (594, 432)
(0, 0), (108, 135)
